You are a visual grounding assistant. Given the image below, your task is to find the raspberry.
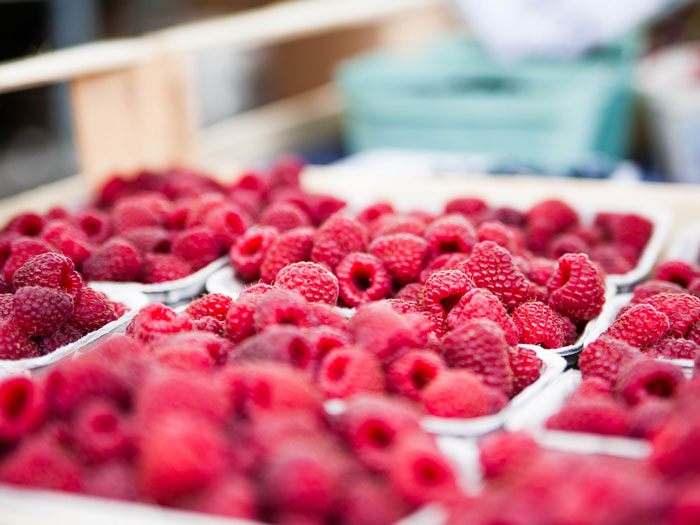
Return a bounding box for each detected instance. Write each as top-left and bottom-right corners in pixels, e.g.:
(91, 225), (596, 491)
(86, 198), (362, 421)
(260, 201), (311, 232)
(234, 325), (314, 372)
(424, 214), (477, 257)
(526, 199), (579, 251)
(590, 244), (635, 275)
(395, 282), (424, 304)
(254, 288), (310, 329)
(191, 315), (224, 337)
(654, 260), (700, 287)
(241, 283), (275, 299)
(122, 226), (171, 254)
(610, 213), (653, 257)
(615, 359), (685, 406)
(628, 399), (674, 439)
(229, 226), (278, 281)
(260, 226), (315, 284)
(440, 319), (514, 395)
(307, 193), (347, 226)
(643, 293), (700, 338)
(317, 347), (384, 398)
(82, 238), (143, 282)
(12, 253), (82, 299)
(339, 475), (409, 525)
(204, 203), (251, 247)
(271, 153), (305, 187)
(38, 324), (83, 354)
(386, 349), (445, 400)
(356, 202), (394, 225)
(275, 262), (339, 305)
(479, 431), (540, 479)
(691, 321), (700, 345)
(509, 346), (542, 395)
(460, 241), (535, 310)
(304, 326), (349, 366)
(370, 213), (425, 240)
(141, 253), (192, 283)
(422, 369), (492, 418)
(310, 213), (366, 270)
(477, 220), (522, 252)
(12, 286), (73, 337)
(419, 252), (470, 283)
(70, 287), (117, 334)
(185, 293), (233, 322)
(631, 280), (685, 304)
(73, 208), (112, 244)
(224, 296), (257, 344)
(369, 233), (428, 284)
(547, 253), (606, 321)
(512, 301), (570, 348)
(650, 416), (700, 477)
(83, 462), (138, 501)
(670, 481), (700, 524)
(0, 317), (38, 359)
(0, 293), (11, 317)
(578, 335), (639, 385)
(41, 220), (94, 265)
(0, 376), (46, 442)
(446, 288), (520, 345)
(190, 476), (257, 519)
(604, 304), (670, 348)
(547, 232), (590, 259)
(72, 398), (132, 462)
(445, 197), (488, 217)
(525, 256), (557, 286)
(153, 332), (232, 369)
(127, 303), (192, 344)
(4, 213), (44, 236)
(3, 237), (54, 282)
(421, 270), (475, 318)
(111, 196), (166, 232)
(171, 226), (222, 270)
(335, 252), (391, 307)
(349, 303), (423, 364)
(546, 398), (629, 436)
(646, 337), (699, 359)
(689, 277), (700, 298)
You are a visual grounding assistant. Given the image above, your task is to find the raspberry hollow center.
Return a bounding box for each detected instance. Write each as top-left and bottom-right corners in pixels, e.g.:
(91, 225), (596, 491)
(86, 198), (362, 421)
(645, 375), (675, 398)
(414, 458), (446, 486)
(1, 383), (29, 420)
(411, 363), (436, 390)
(363, 421), (393, 448)
(351, 268), (373, 292)
(440, 293), (463, 314)
(327, 356), (348, 381)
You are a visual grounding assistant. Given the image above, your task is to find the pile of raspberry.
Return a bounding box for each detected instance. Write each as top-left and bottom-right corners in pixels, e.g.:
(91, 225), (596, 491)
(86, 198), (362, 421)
(0, 252), (126, 360)
(0, 334), (465, 523)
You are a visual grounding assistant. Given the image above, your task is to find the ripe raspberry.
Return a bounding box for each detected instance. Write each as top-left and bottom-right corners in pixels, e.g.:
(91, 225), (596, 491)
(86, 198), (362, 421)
(631, 280), (685, 304)
(83, 462), (139, 502)
(203, 203), (251, 247)
(0, 318), (39, 359)
(254, 288), (310, 329)
(191, 315), (224, 337)
(317, 347), (384, 398)
(690, 321), (700, 345)
(479, 431), (540, 479)
(306, 303), (347, 331)
(82, 238), (143, 282)
(339, 475), (410, 525)
(546, 398), (630, 436)
(547, 253), (606, 321)
(369, 213), (425, 240)
(222, 297), (255, 345)
(547, 232), (590, 259)
(446, 288), (520, 345)
(460, 241), (535, 310)
(356, 202), (394, 225)
(171, 226), (222, 270)
(307, 193), (348, 227)
(628, 399), (674, 439)
(72, 398), (132, 462)
(38, 324), (83, 354)
(12, 286), (73, 337)
(260, 226), (315, 284)
(526, 199), (579, 252)
(607, 303), (670, 348)
(369, 233), (428, 285)
(643, 293), (700, 338)
(421, 270), (475, 318)
(4, 213), (44, 236)
(335, 252), (391, 307)
(41, 220), (93, 265)
(12, 253), (82, 299)
(650, 416), (700, 477)
(579, 335), (639, 385)
(386, 349), (446, 400)
(424, 214), (477, 257)
(3, 237), (54, 282)
(73, 208), (112, 244)
(122, 226), (171, 254)
(185, 293), (232, 322)
(512, 301), (571, 348)
(153, 332), (232, 369)
(440, 319), (514, 395)
(190, 476), (257, 520)
(270, 153), (305, 187)
(260, 201), (311, 232)
(111, 196), (167, 232)
(525, 256), (557, 286)
(509, 346), (542, 395)
(395, 282), (424, 305)
(310, 213), (366, 270)
(141, 253), (192, 283)
(234, 325), (314, 372)
(0, 376), (46, 442)
(615, 359), (685, 406)
(275, 262), (339, 305)
(305, 326), (350, 363)
(70, 287), (117, 334)
(422, 369), (492, 418)
(646, 337), (699, 359)
(654, 260), (700, 287)
(610, 213), (653, 257)
(477, 220), (522, 253)
(570, 376), (613, 402)
(444, 197), (488, 217)
(229, 226), (278, 281)
(0, 293), (11, 317)
(127, 303), (192, 344)
(590, 244), (635, 275)
(349, 303), (423, 364)
(419, 252), (469, 283)
(689, 277), (700, 298)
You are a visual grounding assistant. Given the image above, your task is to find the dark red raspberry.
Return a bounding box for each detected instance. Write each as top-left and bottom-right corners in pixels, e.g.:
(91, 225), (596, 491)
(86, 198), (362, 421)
(479, 431), (540, 479)
(369, 233), (428, 285)
(578, 335), (639, 385)
(41, 220), (94, 266)
(12, 252), (82, 299)
(628, 399), (673, 439)
(512, 301), (570, 349)
(260, 201), (311, 232)
(12, 286), (73, 337)
(386, 349), (446, 400)
(72, 397), (133, 462)
(73, 208), (112, 244)
(422, 369), (492, 418)
(356, 202), (394, 225)
(605, 304), (670, 348)
(229, 226), (278, 281)
(204, 203), (251, 247)
(38, 324), (83, 354)
(171, 226), (222, 270)
(590, 244), (635, 275)
(654, 260), (700, 287)
(615, 359), (685, 406)
(127, 303), (192, 344)
(646, 337), (699, 359)
(254, 288), (310, 330)
(546, 398), (629, 436)
(260, 226), (315, 284)
(4, 213), (44, 236)
(275, 262), (339, 305)
(421, 270), (475, 318)
(82, 238), (143, 282)
(185, 293), (233, 322)
(0, 293), (12, 317)
(631, 280), (685, 304)
(446, 288), (520, 345)
(547, 253), (606, 321)
(335, 252), (391, 307)
(460, 241), (535, 310)
(3, 237), (54, 282)
(424, 214), (477, 257)
(419, 252), (470, 283)
(440, 319), (514, 395)
(349, 303), (423, 364)
(70, 287), (117, 334)
(547, 232), (590, 259)
(509, 346), (542, 395)
(317, 347), (384, 398)
(0, 376), (46, 442)
(477, 220), (522, 253)
(642, 293), (700, 338)
(370, 213), (425, 240)
(122, 226), (171, 254)
(0, 318), (39, 359)
(310, 213), (366, 270)
(141, 253), (192, 283)
(526, 199), (579, 252)
(610, 213), (653, 257)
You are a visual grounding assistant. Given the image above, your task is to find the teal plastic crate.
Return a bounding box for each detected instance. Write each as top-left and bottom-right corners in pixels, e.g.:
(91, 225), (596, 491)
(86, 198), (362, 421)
(336, 34), (639, 169)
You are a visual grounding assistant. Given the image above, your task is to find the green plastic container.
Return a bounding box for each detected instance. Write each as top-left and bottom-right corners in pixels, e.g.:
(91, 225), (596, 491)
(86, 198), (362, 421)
(336, 34), (639, 169)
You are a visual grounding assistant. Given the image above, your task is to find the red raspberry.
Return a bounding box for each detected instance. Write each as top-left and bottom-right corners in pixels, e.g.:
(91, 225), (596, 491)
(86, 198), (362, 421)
(349, 303), (423, 364)
(446, 288), (520, 345)
(254, 288), (310, 330)
(546, 398), (630, 436)
(41, 220), (94, 265)
(306, 303), (347, 331)
(526, 199), (579, 251)
(615, 359), (685, 406)
(419, 252), (469, 283)
(654, 260), (700, 287)
(651, 416), (700, 477)
(605, 304), (670, 348)
(578, 335), (639, 385)
(386, 349), (446, 400)
(509, 346), (542, 395)
(646, 337), (699, 359)
(234, 325), (314, 372)
(141, 253), (192, 283)
(240, 282), (275, 299)
(305, 326), (350, 363)
(479, 431), (540, 479)
(421, 270), (475, 318)
(38, 324), (83, 354)
(370, 213), (425, 240)
(275, 262), (339, 305)
(424, 214), (477, 257)
(382, 298), (421, 315)
(171, 226), (222, 270)
(631, 280), (685, 304)
(127, 303), (192, 344)
(310, 214), (366, 270)
(111, 195), (167, 232)
(83, 462), (139, 502)
(317, 347), (384, 398)
(191, 315), (224, 337)
(270, 153), (305, 187)
(70, 287), (117, 334)
(395, 282), (424, 304)
(4, 213), (44, 236)
(422, 369), (492, 418)
(689, 277), (700, 298)
(460, 241), (535, 310)
(610, 213), (653, 256)
(547, 232), (590, 259)
(12, 286), (73, 337)
(260, 226), (315, 284)
(190, 476), (257, 520)
(440, 319), (514, 395)
(445, 197), (488, 217)
(72, 398), (132, 462)
(73, 208), (112, 244)
(356, 202), (394, 225)
(335, 252), (391, 307)
(12, 252), (82, 299)
(477, 220), (522, 253)
(82, 238), (142, 282)
(369, 233), (428, 285)
(570, 376), (613, 401)
(690, 321), (700, 345)
(185, 293), (233, 322)
(512, 301), (571, 349)
(628, 399), (673, 439)
(547, 253), (606, 321)
(0, 376), (46, 442)
(229, 226), (278, 281)
(525, 256), (558, 286)
(122, 226), (171, 254)
(153, 332), (232, 369)
(0, 293), (11, 317)
(3, 237), (54, 282)
(339, 475), (410, 525)
(590, 244), (635, 275)
(0, 317), (39, 359)
(260, 201), (311, 232)
(643, 293), (700, 338)
(204, 203), (251, 247)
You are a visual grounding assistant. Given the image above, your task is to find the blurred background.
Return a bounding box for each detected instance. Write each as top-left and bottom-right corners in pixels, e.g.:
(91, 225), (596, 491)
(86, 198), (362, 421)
(3, 0), (700, 197)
